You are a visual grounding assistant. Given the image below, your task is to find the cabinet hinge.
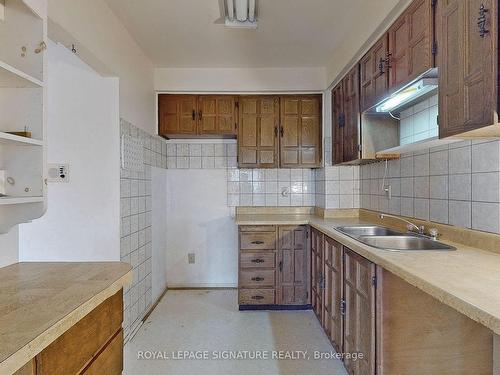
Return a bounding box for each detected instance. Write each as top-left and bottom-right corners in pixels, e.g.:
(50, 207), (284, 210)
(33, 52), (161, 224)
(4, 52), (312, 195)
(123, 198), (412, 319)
(235, 101), (239, 109)
(306, 230), (309, 239)
(371, 275), (377, 288)
(436, 114), (440, 126)
(357, 144), (362, 152)
(432, 41), (438, 55)
(431, 0), (437, 7)
(306, 291), (309, 299)
(340, 299), (346, 316)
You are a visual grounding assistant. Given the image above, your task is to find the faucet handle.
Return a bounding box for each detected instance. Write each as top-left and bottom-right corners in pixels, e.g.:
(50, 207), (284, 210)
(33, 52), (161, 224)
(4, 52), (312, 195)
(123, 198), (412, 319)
(429, 228), (439, 240)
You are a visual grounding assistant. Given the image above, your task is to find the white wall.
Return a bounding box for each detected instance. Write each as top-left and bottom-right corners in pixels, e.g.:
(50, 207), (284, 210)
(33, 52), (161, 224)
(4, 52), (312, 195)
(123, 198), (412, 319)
(19, 41), (120, 261)
(166, 169), (238, 287)
(152, 167), (168, 301)
(47, 0), (155, 134)
(0, 228), (19, 267)
(155, 67), (326, 92)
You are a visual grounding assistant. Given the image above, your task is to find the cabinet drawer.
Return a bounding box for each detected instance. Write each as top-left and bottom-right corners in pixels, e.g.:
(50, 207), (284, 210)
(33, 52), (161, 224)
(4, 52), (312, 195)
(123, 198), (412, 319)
(82, 330), (123, 375)
(240, 269), (275, 287)
(240, 232), (276, 250)
(239, 289), (275, 305)
(36, 290), (123, 375)
(240, 252), (276, 269)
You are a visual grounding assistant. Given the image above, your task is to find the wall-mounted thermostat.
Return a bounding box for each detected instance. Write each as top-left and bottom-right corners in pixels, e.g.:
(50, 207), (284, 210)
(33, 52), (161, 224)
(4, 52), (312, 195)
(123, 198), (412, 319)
(48, 164), (70, 183)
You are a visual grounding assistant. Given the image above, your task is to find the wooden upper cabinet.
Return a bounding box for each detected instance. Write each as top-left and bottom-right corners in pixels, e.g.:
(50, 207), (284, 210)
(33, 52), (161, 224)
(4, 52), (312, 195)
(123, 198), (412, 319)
(438, 0), (498, 138)
(342, 66), (361, 163)
(343, 248), (376, 375)
(280, 95), (322, 168)
(238, 96), (280, 168)
(360, 35), (389, 112)
(158, 95), (197, 136)
(332, 83), (344, 165)
(387, 0), (434, 91)
(277, 226), (309, 305)
(158, 94), (238, 138)
(198, 95), (237, 135)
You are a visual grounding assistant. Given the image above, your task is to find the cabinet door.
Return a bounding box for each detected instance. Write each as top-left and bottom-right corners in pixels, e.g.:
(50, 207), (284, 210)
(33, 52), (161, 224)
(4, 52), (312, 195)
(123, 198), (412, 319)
(388, 0), (434, 91)
(158, 95), (197, 136)
(198, 95), (237, 135)
(280, 95), (322, 168)
(323, 236), (343, 353)
(360, 36), (389, 112)
(238, 96), (280, 168)
(310, 228), (324, 321)
(438, 0), (497, 137)
(342, 66), (361, 163)
(332, 83), (344, 165)
(277, 226), (309, 305)
(343, 248), (376, 375)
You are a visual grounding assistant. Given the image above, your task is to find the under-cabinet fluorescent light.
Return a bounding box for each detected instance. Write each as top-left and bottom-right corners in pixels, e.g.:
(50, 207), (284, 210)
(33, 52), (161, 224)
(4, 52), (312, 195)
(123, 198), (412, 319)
(375, 78), (438, 113)
(224, 0), (258, 28)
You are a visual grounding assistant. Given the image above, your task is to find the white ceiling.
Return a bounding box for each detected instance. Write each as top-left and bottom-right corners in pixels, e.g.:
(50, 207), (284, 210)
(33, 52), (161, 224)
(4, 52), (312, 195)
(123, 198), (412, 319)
(104, 0), (400, 69)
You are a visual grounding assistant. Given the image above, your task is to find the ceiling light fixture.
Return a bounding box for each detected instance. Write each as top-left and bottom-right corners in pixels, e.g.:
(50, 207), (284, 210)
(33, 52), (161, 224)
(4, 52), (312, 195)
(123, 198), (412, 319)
(224, 0), (258, 29)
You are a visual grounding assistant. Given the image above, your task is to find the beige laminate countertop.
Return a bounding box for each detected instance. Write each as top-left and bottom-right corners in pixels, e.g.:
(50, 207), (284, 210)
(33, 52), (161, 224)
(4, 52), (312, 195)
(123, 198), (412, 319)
(0, 262), (132, 374)
(237, 214), (500, 336)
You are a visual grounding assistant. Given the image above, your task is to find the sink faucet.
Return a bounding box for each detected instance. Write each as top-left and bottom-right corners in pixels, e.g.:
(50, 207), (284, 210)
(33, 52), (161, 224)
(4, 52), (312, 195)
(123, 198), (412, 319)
(379, 213), (425, 235)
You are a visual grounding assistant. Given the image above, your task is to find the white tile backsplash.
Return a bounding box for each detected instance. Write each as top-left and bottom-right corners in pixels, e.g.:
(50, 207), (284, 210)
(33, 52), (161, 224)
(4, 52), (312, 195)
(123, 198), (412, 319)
(360, 140), (500, 234)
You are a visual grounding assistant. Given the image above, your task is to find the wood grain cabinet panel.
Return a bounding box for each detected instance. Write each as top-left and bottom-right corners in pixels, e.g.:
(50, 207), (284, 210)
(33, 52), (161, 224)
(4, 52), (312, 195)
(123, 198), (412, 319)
(332, 83), (344, 165)
(158, 95), (197, 136)
(198, 95), (237, 135)
(240, 252), (276, 269)
(310, 227), (324, 321)
(280, 95), (322, 168)
(240, 269), (276, 288)
(238, 96), (280, 168)
(438, 0), (498, 138)
(277, 226), (309, 305)
(360, 36), (389, 112)
(342, 66), (361, 163)
(343, 248), (376, 375)
(239, 289), (275, 305)
(377, 269), (493, 375)
(82, 330), (123, 375)
(323, 236), (343, 354)
(387, 0), (434, 91)
(36, 290), (123, 375)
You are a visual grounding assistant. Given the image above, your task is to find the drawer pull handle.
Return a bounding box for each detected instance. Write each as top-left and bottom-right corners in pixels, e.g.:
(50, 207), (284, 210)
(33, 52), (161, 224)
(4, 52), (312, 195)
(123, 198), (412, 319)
(251, 259), (265, 263)
(251, 240), (265, 245)
(251, 295), (264, 300)
(251, 277), (264, 281)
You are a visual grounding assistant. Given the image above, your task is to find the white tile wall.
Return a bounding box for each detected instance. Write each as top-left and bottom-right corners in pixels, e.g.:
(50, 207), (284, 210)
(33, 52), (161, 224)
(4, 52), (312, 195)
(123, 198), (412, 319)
(120, 119), (166, 342)
(360, 140), (500, 234)
(315, 165), (360, 209)
(166, 141), (237, 169)
(227, 168), (316, 207)
(399, 94), (438, 145)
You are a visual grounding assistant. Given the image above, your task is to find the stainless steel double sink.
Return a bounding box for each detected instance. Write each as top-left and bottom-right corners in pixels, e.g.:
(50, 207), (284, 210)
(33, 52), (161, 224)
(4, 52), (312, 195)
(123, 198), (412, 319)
(335, 226), (456, 251)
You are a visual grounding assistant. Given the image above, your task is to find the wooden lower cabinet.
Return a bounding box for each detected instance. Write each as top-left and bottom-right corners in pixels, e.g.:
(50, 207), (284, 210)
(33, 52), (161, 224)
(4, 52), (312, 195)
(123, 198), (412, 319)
(309, 230), (495, 375)
(238, 225), (310, 308)
(323, 236), (343, 354)
(343, 248), (376, 375)
(310, 227), (324, 320)
(16, 290), (124, 375)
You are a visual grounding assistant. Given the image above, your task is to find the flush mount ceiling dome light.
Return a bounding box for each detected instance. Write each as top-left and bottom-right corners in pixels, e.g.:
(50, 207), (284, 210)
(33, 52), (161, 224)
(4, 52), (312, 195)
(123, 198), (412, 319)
(224, 0), (258, 29)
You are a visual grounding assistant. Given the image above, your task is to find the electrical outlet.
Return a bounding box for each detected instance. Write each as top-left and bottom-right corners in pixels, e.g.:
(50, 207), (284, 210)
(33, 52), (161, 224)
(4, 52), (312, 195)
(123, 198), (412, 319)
(188, 253), (195, 264)
(47, 164), (70, 183)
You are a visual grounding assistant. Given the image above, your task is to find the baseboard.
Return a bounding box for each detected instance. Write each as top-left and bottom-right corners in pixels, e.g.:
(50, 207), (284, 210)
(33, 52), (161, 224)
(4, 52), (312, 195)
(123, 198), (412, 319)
(167, 283), (238, 289)
(239, 304), (312, 311)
